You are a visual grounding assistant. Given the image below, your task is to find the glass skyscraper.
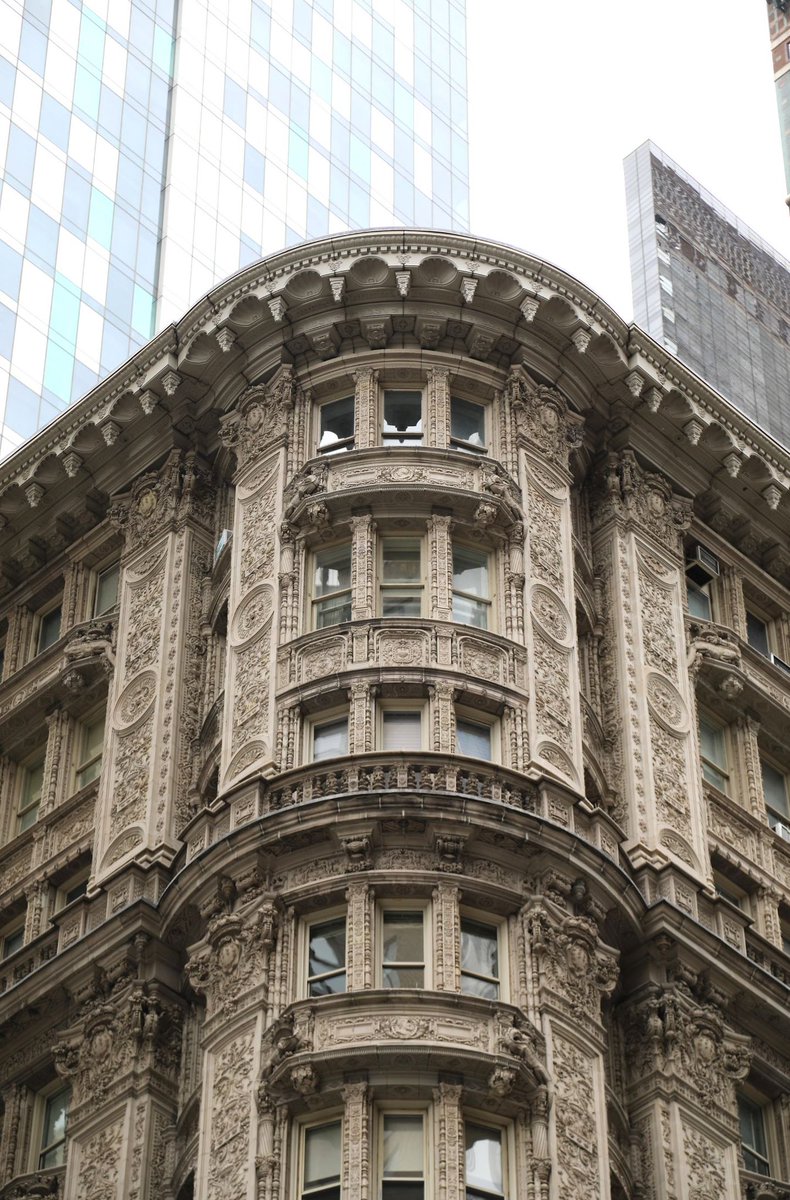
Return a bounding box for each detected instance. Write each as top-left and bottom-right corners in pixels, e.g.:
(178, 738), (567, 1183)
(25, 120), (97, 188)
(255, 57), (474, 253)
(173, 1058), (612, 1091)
(625, 140), (790, 447)
(0, 0), (469, 457)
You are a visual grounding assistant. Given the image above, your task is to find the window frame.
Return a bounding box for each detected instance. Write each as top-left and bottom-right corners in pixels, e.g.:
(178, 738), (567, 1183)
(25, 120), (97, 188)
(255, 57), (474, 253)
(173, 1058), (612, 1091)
(377, 900), (431, 990)
(297, 1116), (344, 1200)
(459, 909), (505, 1001)
(455, 708), (497, 763)
(450, 395), (488, 455)
(463, 1112), (512, 1200)
(30, 1083), (71, 1172)
(316, 395), (356, 456)
(17, 756), (45, 834)
(0, 919), (25, 961)
(92, 559), (120, 617)
(738, 1093), (771, 1177)
(310, 541), (353, 630)
(686, 576), (713, 621)
(382, 388), (424, 447)
(378, 534), (425, 619)
(53, 868), (90, 913)
(698, 714), (729, 795)
(35, 601), (62, 656)
(74, 708), (106, 792)
(759, 755), (790, 832)
(376, 1105), (431, 1200)
(451, 542), (492, 631)
(303, 909), (348, 998)
(309, 709), (350, 764)
(378, 701), (427, 754)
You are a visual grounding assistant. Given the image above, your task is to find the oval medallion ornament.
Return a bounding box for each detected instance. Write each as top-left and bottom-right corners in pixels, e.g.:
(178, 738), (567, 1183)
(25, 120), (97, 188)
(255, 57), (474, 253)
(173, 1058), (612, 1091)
(114, 671), (157, 730)
(231, 585), (274, 646)
(646, 672), (688, 734)
(530, 586), (571, 645)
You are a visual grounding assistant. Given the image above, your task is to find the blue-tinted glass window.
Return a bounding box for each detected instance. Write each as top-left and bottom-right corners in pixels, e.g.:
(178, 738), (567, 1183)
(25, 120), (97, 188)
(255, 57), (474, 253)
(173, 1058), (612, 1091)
(88, 187), (114, 249)
(414, 188), (432, 226)
(0, 56), (14, 108)
(116, 155), (143, 211)
(432, 73), (450, 117)
(72, 360), (98, 402)
(350, 89), (370, 138)
(449, 45), (465, 87)
(0, 243), (23, 301)
(128, 9), (154, 60)
(307, 195), (328, 237)
(79, 13), (105, 69)
(125, 56), (151, 107)
(250, 2), (270, 53)
(394, 172), (414, 223)
(351, 44), (371, 93)
(333, 31), (351, 77)
(238, 234), (259, 270)
(293, 0), (311, 42)
(349, 133), (370, 183)
(348, 181), (369, 227)
(244, 144), (265, 193)
(394, 127), (413, 174)
(121, 104), (148, 159)
(74, 64), (101, 120)
(140, 171), (163, 227)
(433, 161), (451, 206)
(290, 82), (310, 134)
(44, 341), (75, 403)
(131, 285), (154, 338)
(5, 378), (40, 439)
(62, 168), (91, 237)
(40, 93), (70, 149)
(433, 116), (452, 161)
(224, 77), (246, 127)
(101, 322), (131, 374)
(24, 0), (52, 23)
(111, 208), (138, 267)
(329, 164), (349, 217)
(0, 302), (15, 360)
(414, 56), (432, 103)
(269, 64), (290, 115)
(106, 266), (134, 323)
(27, 206), (59, 269)
(312, 57), (332, 104)
(452, 131), (468, 175)
(50, 280), (80, 345)
(288, 129), (309, 180)
(152, 25), (173, 75)
(145, 124), (166, 171)
(432, 31), (450, 75)
(371, 65), (393, 110)
(331, 116), (350, 167)
(136, 227), (158, 283)
(372, 19), (394, 67)
(393, 81), (413, 127)
(149, 73), (169, 121)
(451, 84), (467, 134)
(98, 84), (122, 139)
(6, 125), (36, 194)
(315, 0), (333, 17)
(19, 21), (47, 75)
(449, 6), (465, 45)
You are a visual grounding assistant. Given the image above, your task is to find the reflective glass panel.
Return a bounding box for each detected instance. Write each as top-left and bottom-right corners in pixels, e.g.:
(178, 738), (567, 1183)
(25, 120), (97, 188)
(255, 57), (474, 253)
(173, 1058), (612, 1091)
(746, 612), (770, 656)
(313, 718), (348, 762)
(304, 1121), (342, 1199)
(382, 711), (421, 752)
(456, 719), (491, 761)
(465, 1124), (503, 1199)
(308, 919), (346, 995)
(314, 546), (352, 627)
(451, 397), (486, 451)
(761, 759), (790, 822)
(383, 391), (422, 445)
(39, 1088), (69, 1168)
(319, 397), (355, 452)
(382, 912), (423, 988)
(383, 1115), (423, 1175)
(461, 920), (499, 999)
(38, 607), (62, 652)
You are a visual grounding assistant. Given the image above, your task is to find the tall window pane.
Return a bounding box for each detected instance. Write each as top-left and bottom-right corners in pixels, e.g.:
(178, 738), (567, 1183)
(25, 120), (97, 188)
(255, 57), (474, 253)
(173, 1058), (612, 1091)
(313, 717), (348, 762)
(76, 712), (105, 789)
(761, 759), (790, 826)
(451, 397), (486, 452)
(465, 1124), (503, 1200)
(313, 545), (352, 628)
(698, 717), (728, 792)
(18, 761), (44, 831)
(382, 1114), (424, 1200)
(382, 711), (422, 752)
(94, 563), (120, 615)
(382, 911), (424, 987)
(38, 607), (62, 652)
(308, 918), (347, 995)
(303, 1121), (342, 1200)
(456, 718), (491, 761)
(381, 538), (422, 616)
(39, 1088), (70, 1168)
(738, 1097), (769, 1176)
(460, 920), (499, 999)
(746, 612), (770, 656)
(453, 546), (490, 629)
(319, 396), (355, 453)
(383, 391), (422, 445)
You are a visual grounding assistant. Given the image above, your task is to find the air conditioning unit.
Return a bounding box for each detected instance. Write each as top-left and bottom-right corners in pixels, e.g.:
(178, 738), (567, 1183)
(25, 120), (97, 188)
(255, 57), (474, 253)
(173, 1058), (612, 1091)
(685, 544), (720, 586)
(773, 823), (790, 842)
(214, 529), (232, 563)
(770, 653), (790, 677)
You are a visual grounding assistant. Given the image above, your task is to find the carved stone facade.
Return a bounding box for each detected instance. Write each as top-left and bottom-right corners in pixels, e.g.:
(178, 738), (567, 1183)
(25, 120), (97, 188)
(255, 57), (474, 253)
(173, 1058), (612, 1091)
(0, 231), (788, 1200)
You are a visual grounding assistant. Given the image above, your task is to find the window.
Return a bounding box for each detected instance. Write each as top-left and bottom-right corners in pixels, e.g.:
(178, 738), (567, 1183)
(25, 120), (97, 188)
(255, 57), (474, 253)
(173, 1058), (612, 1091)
(383, 390), (422, 446)
(451, 397), (486, 453)
(37, 605), (61, 653)
(381, 910), (424, 988)
(460, 919), (500, 999)
(382, 709), (423, 752)
(452, 546), (490, 629)
(465, 1123), (505, 1200)
(18, 760), (44, 832)
(746, 611), (771, 657)
(301, 1121), (342, 1200)
(312, 716), (349, 762)
(698, 717), (729, 793)
(456, 715), (492, 761)
(318, 396), (355, 454)
(312, 544), (352, 628)
(713, 870), (748, 910)
(381, 1113), (425, 1200)
(307, 917), (346, 996)
(380, 538), (423, 617)
(761, 759), (790, 832)
(38, 1087), (70, 1169)
(93, 562), (120, 616)
(1, 924), (24, 959)
(55, 870), (89, 911)
(686, 578), (712, 620)
(738, 1096), (770, 1176)
(75, 711), (105, 790)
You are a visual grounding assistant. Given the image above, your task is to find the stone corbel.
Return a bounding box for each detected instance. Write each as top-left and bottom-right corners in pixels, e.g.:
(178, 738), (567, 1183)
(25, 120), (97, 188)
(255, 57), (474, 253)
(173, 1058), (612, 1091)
(506, 366), (585, 472)
(524, 898), (619, 1022)
(594, 449), (693, 555)
(185, 894), (279, 1017)
(219, 367), (298, 471)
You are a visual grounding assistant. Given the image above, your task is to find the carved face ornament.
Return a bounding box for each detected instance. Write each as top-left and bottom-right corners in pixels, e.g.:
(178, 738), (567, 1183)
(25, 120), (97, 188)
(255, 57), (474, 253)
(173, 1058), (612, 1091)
(136, 489), (157, 518)
(90, 1025), (114, 1063)
(566, 939), (590, 976)
(217, 936), (241, 975)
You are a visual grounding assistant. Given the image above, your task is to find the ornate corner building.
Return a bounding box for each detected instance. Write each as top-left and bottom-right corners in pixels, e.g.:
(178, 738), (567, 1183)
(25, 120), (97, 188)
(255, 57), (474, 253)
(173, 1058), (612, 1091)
(0, 230), (788, 1200)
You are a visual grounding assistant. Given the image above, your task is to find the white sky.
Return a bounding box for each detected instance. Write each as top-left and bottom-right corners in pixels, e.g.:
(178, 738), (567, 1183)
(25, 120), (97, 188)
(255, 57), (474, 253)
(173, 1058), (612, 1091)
(466, 0), (790, 321)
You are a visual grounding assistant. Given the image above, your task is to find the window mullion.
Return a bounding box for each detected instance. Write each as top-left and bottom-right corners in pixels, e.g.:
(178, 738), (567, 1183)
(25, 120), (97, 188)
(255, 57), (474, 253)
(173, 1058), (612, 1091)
(351, 515), (376, 620)
(426, 515), (453, 621)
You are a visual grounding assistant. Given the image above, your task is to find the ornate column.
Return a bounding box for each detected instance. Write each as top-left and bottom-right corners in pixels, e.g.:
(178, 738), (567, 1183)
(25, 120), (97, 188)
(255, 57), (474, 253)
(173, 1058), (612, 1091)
(720, 565), (747, 639)
(62, 559), (87, 634)
(426, 366), (451, 448)
(23, 878), (46, 942)
(432, 1082), (464, 1200)
(504, 520), (526, 643)
(93, 449), (215, 883)
(591, 449), (709, 880)
(0, 1082), (23, 1185)
(430, 680), (455, 753)
(55, 961), (184, 1200)
(622, 976), (750, 1200)
(426, 515), (453, 622)
(341, 1082), (370, 1200)
(218, 368), (296, 790)
(5, 604), (32, 675)
(350, 514), (376, 621)
(509, 368), (585, 791)
(345, 881), (373, 991)
(277, 525), (300, 644)
(432, 882), (460, 991)
(349, 682), (373, 755)
(734, 714), (765, 821)
(521, 890), (619, 1200)
(353, 368), (379, 449)
(186, 891), (279, 1200)
(40, 706), (68, 818)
